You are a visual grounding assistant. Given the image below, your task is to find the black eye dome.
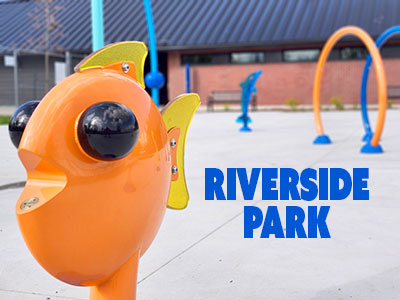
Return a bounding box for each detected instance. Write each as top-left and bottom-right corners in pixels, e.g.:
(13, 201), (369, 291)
(9, 100), (40, 148)
(78, 102), (139, 160)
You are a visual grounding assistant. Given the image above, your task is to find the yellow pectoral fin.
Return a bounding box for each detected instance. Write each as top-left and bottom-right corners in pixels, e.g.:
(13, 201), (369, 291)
(162, 94), (201, 210)
(74, 41), (148, 88)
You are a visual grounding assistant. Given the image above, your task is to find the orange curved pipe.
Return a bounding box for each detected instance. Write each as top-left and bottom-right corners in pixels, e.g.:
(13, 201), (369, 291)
(313, 26), (387, 146)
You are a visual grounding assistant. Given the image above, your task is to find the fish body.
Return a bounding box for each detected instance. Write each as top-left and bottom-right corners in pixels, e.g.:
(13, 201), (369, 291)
(9, 42), (200, 299)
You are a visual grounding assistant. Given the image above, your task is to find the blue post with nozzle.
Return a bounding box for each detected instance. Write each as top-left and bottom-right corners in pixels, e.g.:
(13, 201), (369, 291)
(144, 0), (165, 107)
(91, 0), (104, 52)
(186, 63), (191, 93)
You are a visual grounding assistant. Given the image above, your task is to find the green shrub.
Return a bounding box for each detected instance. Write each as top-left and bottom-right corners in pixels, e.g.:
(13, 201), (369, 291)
(330, 96), (344, 110)
(0, 116), (10, 125)
(388, 98), (394, 109)
(285, 98), (299, 111)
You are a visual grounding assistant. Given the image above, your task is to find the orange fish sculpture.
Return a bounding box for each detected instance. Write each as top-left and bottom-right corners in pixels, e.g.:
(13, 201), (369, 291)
(8, 42), (200, 300)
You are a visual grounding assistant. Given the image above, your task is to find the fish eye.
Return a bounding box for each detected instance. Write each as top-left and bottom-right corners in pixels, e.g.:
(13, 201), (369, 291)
(9, 100), (40, 149)
(77, 102), (139, 160)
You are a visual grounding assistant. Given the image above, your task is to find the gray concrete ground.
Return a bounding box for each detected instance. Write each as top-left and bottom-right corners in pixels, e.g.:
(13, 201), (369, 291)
(0, 110), (399, 299)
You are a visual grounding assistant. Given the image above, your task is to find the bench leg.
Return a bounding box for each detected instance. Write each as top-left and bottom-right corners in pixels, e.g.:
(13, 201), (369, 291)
(251, 101), (257, 112)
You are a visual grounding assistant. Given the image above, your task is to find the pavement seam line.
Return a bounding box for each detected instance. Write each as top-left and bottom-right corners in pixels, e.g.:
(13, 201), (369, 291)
(0, 181), (25, 191)
(0, 288), (86, 300)
(308, 126), (359, 167)
(138, 209), (244, 284)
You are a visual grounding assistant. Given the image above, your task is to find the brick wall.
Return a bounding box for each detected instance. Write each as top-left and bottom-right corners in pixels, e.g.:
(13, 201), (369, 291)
(167, 52), (400, 106)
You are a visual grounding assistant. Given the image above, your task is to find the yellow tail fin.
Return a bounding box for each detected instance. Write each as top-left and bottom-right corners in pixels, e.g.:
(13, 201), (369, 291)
(161, 94), (200, 209)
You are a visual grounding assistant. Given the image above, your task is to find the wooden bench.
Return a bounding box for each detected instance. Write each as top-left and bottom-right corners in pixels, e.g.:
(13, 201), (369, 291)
(207, 90), (257, 112)
(388, 85), (400, 100)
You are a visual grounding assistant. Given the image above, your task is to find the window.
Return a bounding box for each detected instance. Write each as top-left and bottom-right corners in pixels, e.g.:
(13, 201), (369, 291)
(54, 61), (66, 84)
(265, 51), (283, 63)
(231, 52), (264, 64)
(327, 49), (341, 61)
(4, 55), (15, 67)
(181, 49), (328, 65)
(181, 53), (229, 65)
(340, 47), (368, 60)
(283, 49), (320, 62)
(381, 45), (400, 58)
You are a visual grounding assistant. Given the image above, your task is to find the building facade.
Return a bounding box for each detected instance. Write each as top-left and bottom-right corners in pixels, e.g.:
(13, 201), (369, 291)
(168, 45), (400, 107)
(1, 0), (400, 108)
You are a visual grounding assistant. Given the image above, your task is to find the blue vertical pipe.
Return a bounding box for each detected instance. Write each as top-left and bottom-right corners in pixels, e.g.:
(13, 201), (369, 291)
(144, 0), (160, 106)
(91, 0), (104, 51)
(185, 63), (191, 93)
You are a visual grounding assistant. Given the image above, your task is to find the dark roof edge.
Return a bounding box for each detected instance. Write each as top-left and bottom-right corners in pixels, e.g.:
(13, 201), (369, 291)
(158, 35), (400, 52)
(158, 38), (376, 52)
(158, 40), (325, 51)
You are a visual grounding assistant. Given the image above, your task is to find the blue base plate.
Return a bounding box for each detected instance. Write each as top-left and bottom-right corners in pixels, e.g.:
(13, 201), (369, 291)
(361, 142), (383, 154)
(313, 134), (332, 144)
(239, 126), (252, 132)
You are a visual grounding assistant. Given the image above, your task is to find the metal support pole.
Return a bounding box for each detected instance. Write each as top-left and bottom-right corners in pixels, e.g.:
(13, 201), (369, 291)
(91, 0), (104, 51)
(13, 50), (19, 107)
(144, 0), (162, 106)
(185, 63), (191, 93)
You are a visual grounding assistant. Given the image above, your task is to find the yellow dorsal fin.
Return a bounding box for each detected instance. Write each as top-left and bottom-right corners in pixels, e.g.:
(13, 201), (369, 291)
(74, 42), (148, 88)
(162, 94), (200, 210)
